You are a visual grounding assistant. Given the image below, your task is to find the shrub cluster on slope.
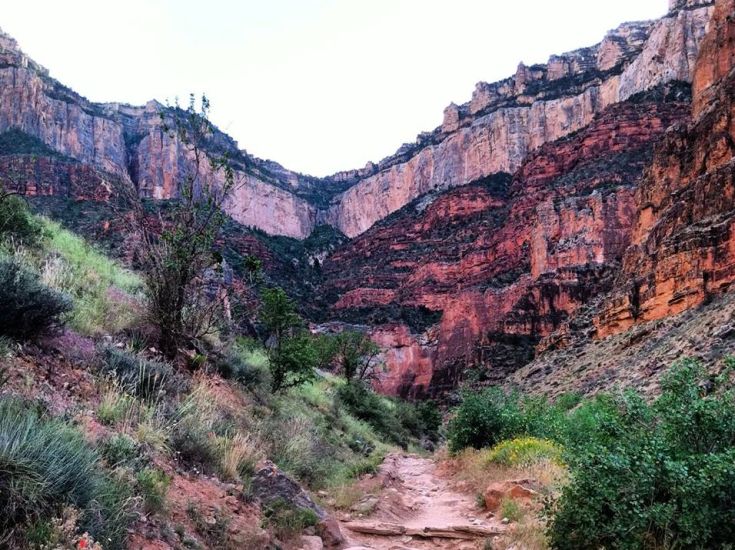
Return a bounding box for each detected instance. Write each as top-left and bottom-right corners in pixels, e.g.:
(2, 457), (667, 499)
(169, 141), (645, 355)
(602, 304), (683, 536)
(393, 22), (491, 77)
(448, 359), (735, 549)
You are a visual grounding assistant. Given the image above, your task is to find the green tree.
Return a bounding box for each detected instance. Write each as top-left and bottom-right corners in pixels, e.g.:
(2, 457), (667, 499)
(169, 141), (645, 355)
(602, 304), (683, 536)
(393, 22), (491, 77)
(125, 95), (238, 358)
(260, 287), (316, 392)
(242, 254), (263, 284)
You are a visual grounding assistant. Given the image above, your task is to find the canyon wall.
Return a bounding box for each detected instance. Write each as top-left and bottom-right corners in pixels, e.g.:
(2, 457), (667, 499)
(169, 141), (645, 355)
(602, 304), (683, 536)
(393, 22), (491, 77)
(0, 1), (715, 241)
(0, 31), (317, 238)
(597, 0), (735, 337)
(322, 91), (690, 396)
(321, 1), (713, 238)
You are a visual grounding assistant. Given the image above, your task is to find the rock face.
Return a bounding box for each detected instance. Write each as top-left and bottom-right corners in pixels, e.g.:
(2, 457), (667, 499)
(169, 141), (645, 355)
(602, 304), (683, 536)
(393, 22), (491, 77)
(597, 0), (735, 338)
(321, 2), (713, 237)
(0, 2), (715, 241)
(0, 30), (320, 238)
(322, 90), (690, 396)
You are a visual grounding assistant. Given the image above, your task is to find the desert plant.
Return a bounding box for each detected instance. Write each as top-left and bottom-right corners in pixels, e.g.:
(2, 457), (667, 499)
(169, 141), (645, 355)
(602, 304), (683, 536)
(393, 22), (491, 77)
(100, 346), (174, 400)
(0, 398), (134, 548)
(125, 95), (238, 358)
(99, 433), (139, 466)
(0, 256), (72, 340)
(136, 468), (170, 514)
(261, 498), (319, 540)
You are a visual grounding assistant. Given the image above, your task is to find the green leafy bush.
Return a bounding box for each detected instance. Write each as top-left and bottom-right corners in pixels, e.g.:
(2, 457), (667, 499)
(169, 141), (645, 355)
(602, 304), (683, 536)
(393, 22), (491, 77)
(447, 388), (523, 452)
(0, 194), (45, 246)
(336, 382), (439, 448)
(548, 360), (735, 549)
(0, 257), (72, 339)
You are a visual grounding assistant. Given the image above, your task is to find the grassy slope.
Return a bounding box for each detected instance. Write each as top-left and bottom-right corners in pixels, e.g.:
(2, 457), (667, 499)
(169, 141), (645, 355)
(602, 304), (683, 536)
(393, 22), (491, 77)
(0, 210), (410, 549)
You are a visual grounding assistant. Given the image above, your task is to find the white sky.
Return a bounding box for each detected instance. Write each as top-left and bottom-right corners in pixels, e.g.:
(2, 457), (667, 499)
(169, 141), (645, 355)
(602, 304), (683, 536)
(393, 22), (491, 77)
(2, 0), (667, 176)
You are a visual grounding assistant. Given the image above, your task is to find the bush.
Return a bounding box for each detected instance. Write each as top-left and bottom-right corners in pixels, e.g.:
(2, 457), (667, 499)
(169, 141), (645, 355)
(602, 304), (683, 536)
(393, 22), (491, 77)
(0, 257), (72, 339)
(216, 342), (269, 390)
(136, 468), (170, 514)
(336, 382), (438, 448)
(0, 194), (45, 246)
(485, 437), (563, 468)
(100, 433), (139, 466)
(262, 498), (319, 540)
(548, 360), (735, 549)
(0, 398), (133, 548)
(447, 388), (523, 452)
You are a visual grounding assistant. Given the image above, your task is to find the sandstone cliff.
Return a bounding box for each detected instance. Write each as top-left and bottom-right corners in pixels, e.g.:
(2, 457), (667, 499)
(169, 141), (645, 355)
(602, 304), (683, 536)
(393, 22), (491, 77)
(321, 88), (690, 396)
(0, 30), (321, 238)
(321, 1), (713, 238)
(596, 0), (735, 337)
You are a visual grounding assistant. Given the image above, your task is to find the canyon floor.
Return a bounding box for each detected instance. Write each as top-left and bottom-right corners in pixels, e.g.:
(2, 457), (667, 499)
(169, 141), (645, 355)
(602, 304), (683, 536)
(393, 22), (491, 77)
(337, 454), (507, 550)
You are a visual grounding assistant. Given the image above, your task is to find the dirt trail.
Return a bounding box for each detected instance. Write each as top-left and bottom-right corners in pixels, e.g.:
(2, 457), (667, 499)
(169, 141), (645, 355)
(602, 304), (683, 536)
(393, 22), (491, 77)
(339, 453), (506, 550)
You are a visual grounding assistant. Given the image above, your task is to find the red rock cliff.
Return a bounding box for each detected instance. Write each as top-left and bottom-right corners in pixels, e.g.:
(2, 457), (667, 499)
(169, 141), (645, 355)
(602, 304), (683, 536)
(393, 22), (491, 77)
(322, 89), (690, 396)
(321, 2), (713, 238)
(597, 0), (735, 337)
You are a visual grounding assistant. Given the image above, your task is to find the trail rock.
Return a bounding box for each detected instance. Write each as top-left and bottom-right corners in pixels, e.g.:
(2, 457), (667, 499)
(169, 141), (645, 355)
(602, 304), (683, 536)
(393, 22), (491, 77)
(483, 481), (538, 512)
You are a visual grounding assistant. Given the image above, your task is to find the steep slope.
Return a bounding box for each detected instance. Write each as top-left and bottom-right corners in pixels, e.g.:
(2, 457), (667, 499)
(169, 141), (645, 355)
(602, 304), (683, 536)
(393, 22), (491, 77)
(322, 86), (691, 396)
(321, 0), (713, 237)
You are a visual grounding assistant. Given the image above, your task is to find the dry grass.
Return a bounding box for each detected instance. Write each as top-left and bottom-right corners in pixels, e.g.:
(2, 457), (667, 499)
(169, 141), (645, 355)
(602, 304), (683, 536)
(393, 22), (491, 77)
(217, 432), (263, 482)
(438, 446), (564, 550)
(492, 515), (549, 550)
(439, 447), (567, 496)
(331, 482), (370, 511)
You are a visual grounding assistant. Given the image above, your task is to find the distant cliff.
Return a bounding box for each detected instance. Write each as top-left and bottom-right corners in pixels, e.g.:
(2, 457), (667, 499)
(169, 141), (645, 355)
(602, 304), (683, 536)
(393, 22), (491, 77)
(0, 1), (715, 240)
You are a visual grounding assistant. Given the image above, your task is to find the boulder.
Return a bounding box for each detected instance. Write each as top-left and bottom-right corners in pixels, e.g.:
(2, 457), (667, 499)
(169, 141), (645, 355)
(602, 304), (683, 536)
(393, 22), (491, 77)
(483, 480), (538, 512)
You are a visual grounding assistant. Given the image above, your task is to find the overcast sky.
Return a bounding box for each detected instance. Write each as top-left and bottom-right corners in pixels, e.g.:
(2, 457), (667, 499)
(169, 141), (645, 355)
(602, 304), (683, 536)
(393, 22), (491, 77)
(2, 0), (667, 176)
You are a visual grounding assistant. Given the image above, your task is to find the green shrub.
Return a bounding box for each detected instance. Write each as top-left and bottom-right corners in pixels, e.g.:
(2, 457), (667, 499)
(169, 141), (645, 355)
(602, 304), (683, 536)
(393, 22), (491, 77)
(136, 468), (170, 514)
(336, 382), (412, 448)
(216, 343), (269, 390)
(500, 497), (524, 523)
(0, 257), (72, 340)
(100, 346), (174, 400)
(485, 437), (564, 468)
(548, 360), (735, 549)
(0, 194), (45, 246)
(262, 498), (319, 540)
(447, 388), (523, 452)
(0, 398), (134, 548)
(100, 433), (139, 466)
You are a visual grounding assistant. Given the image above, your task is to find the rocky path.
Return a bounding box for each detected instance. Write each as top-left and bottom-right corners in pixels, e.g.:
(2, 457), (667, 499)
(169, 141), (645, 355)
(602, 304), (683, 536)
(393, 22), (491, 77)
(339, 454), (506, 550)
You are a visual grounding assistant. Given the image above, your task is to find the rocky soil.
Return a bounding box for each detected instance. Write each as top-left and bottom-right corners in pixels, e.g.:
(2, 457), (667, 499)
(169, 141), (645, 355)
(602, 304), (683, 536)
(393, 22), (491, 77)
(336, 454), (508, 550)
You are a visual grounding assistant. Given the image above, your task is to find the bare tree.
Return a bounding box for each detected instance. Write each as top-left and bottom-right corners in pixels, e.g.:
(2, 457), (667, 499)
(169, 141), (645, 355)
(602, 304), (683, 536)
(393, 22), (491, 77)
(124, 94), (241, 358)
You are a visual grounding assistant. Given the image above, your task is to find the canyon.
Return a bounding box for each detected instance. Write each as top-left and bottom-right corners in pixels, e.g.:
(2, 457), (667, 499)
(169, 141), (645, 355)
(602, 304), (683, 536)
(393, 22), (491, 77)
(4, 0), (735, 398)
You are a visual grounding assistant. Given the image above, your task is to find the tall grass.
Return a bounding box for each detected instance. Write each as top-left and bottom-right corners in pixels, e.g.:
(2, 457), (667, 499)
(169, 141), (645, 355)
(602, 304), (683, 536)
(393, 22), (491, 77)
(0, 398), (134, 548)
(40, 219), (142, 335)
